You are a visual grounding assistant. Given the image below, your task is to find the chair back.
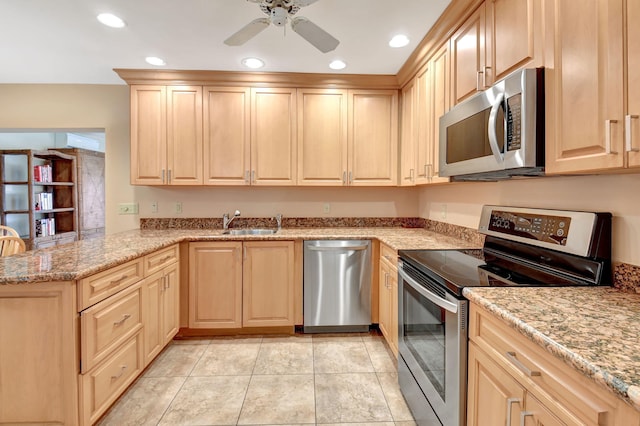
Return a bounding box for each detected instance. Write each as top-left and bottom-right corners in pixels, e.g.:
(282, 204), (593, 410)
(0, 236), (26, 256)
(0, 225), (20, 238)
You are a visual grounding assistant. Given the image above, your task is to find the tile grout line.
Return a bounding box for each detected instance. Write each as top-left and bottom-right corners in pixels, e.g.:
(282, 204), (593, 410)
(235, 336), (264, 425)
(155, 341), (212, 426)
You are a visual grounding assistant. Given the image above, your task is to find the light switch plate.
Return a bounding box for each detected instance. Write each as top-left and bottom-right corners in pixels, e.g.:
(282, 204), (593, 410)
(118, 203), (139, 215)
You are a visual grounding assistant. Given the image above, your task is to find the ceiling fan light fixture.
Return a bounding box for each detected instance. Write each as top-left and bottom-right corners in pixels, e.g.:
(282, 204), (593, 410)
(329, 60), (346, 70)
(97, 13), (126, 28)
(389, 34), (410, 48)
(145, 56), (166, 66)
(242, 57), (265, 69)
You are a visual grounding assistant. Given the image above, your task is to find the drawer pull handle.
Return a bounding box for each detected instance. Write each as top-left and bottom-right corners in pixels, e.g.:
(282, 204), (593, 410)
(111, 365), (127, 380)
(506, 351), (541, 377)
(506, 397), (520, 426)
(520, 411), (533, 426)
(152, 255), (172, 265)
(111, 274), (128, 284)
(113, 314), (131, 327)
(605, 119), (619, 155)
(383, 255), (393, 261)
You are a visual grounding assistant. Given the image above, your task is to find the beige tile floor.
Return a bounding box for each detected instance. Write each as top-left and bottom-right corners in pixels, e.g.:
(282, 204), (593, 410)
(97, 333), (417, 426)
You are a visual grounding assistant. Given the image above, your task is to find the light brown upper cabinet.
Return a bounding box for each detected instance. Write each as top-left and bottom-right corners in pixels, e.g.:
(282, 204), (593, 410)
(451, 4), (487, 104)
(348, 90), (399, 186)
(297, 89), (348, 185)
(451, 0), (543, 105)
(400, 79), (417, 186)
(626, 0), (640, 168)
(544, 0), (625, 173)
(400, 43), (450, 186)
(130, 85), (203, 185)
(203, 87), (251, 185)
(485, 0), (544, 85)
(251, 88), (297, 186)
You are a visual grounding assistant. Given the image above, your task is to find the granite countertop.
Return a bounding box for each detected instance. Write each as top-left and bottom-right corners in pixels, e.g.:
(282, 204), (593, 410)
(0, 227), (478, 284)
(463, 286), (640, 408)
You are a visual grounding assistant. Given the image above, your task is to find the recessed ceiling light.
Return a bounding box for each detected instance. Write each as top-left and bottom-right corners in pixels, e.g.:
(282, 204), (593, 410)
(389, 34), (410, 48)
(242, 57), (265, 69)
(145, 56), (166, 66)
(97, 13), (126, 29)
(329, 60), (347, 70)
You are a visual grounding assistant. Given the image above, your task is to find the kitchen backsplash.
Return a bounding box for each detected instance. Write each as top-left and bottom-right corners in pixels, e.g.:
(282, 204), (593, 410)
(613, 263), (640, 293)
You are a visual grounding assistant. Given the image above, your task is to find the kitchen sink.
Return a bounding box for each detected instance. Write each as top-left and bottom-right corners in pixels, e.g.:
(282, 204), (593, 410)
(223, 228), (278, 235)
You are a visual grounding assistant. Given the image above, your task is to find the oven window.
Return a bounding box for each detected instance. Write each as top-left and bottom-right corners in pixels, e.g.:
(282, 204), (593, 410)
(402, 282), (447, 400)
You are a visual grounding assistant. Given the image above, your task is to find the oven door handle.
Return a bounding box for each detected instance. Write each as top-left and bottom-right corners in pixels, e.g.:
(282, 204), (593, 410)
(398, 267), (458, 314)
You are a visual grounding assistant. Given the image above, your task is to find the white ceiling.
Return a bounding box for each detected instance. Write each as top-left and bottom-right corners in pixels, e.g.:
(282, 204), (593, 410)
(1, 0), (451, 85)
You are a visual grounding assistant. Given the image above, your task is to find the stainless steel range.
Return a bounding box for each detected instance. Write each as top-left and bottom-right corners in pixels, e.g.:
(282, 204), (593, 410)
(397, 205), (612, 426)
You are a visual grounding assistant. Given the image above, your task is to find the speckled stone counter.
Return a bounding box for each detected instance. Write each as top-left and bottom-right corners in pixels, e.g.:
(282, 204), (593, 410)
(0, 227), (478, 284)
(463, 286), (640, 407)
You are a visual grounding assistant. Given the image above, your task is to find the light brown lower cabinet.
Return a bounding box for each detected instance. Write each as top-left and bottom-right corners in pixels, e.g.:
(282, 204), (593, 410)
(189, 240), (296, 330)
(378, 243), (398, 356)
(468, 303), (640, 426)
(0, 244), (180, 425)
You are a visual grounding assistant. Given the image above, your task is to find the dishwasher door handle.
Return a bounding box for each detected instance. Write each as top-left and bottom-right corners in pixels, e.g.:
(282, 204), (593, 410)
(307, 244), (369, 251)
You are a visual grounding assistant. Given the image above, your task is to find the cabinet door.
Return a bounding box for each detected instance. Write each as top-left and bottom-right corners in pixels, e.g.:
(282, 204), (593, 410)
(378, 260), (391, 341)
(451, 4), (486, 104)
(348, 90), (399, 186)
(400, 79), (417, 186)
(161, 262), (180, 344)
(627, 1), (640, 168)
(188, 242), (242, 328)
(485, 0), (543, 85)
(203, 86), (251, 185)
(130, 85), (166, 185)
(143, 270), (163, 365)
(467, 342), (525, 426)
(251, 88), (297, 185)
(166, 86), (203, 185)
(388, 263), (398, 356)
(545, 0), (624, 173)
(429, 43), (451, 184)
(415, 63), (432, 185)
(297, 89), (348, 186)
(242, 241), (295, 327)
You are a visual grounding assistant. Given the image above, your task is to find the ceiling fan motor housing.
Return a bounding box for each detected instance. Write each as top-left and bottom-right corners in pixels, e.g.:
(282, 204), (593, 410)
(270, 6), (288, 26)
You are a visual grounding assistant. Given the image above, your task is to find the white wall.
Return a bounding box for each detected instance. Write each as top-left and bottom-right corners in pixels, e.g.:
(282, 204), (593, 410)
(418, 174), (640, 264)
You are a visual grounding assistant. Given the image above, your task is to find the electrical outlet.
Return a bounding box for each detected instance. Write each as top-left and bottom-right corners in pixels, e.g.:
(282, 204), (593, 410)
(150, 201), (158, 213)
(175, 202), (182, 214)
(441, 204), (447, 219)
(323, 203), (331, 214)
(118, 203), (139, 215)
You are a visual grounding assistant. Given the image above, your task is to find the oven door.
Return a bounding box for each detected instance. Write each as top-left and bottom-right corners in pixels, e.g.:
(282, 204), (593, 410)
(397, 261), (468, 426)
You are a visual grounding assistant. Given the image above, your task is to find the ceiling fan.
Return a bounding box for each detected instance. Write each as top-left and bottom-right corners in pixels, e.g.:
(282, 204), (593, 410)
(224, 0), (340, 53)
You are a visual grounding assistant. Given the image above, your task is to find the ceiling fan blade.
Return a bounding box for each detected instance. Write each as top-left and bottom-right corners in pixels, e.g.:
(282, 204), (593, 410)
(293, 0), (321, 6)
(290, 17), (339, 53)
(224, 18), (270, 46)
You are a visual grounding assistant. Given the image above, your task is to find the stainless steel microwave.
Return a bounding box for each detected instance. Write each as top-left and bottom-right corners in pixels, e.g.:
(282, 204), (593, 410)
(439, 68), (544, 181)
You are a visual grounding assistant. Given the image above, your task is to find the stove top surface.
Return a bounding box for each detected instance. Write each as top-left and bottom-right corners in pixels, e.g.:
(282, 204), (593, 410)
(398, 248), (602, 298)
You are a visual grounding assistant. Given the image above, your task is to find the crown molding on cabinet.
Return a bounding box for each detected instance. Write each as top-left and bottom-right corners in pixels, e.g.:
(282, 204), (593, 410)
(396, 0), (484, 87)
(113, 69), (401, 90)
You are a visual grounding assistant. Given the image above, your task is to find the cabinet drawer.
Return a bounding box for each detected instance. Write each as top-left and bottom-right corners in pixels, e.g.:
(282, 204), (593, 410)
(78, 258), (144, 310)
(469, 305), (617, 426)
(80, 282), (143, 373)
(144, 244), (179, 276)
(80, 332), (144, 426)
(380, 243), (397, 268)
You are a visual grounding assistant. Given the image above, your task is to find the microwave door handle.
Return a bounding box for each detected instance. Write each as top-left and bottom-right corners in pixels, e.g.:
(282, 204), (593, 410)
(488, 92), (505, 163)
(398, 266), (458, 314)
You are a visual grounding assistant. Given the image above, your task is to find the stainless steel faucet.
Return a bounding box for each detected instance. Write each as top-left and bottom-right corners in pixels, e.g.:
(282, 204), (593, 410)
(223, 210), (241, 230)
(275, 213), (283, 230)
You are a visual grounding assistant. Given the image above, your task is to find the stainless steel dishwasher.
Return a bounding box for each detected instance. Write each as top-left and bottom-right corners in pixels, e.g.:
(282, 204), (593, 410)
(303, 240), (372, 333)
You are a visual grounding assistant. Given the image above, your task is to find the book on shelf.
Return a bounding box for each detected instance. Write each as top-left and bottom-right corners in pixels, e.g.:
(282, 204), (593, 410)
(35, 192), (53, 211)
(36, 218), (56, 237)
(33, 164), (52, 183)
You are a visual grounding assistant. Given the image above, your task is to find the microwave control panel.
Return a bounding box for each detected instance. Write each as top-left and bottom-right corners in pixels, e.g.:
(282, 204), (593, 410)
(488, 210), (571, 246)
(506, 93), (522, 151)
